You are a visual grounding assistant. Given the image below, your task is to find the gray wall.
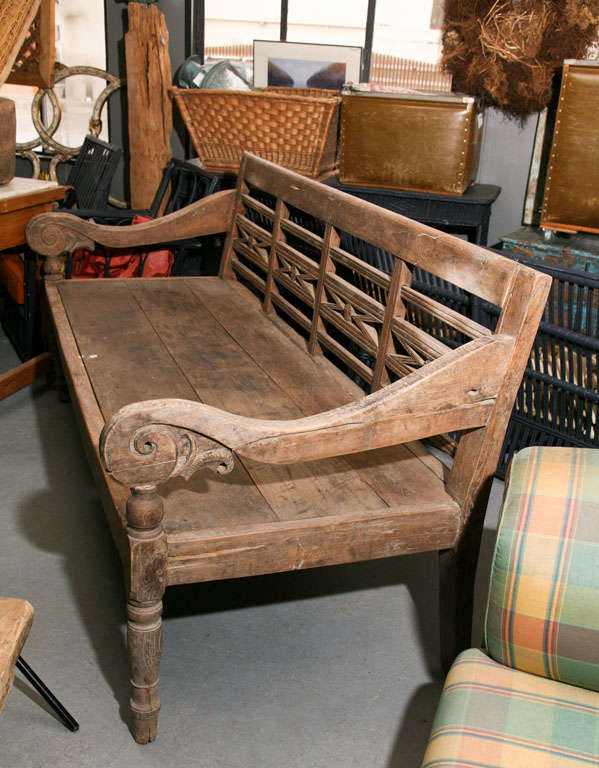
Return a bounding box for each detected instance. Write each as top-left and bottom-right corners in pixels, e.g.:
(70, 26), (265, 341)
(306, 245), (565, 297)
(477, 108), (538, 245)
(104, 5), (538, 242)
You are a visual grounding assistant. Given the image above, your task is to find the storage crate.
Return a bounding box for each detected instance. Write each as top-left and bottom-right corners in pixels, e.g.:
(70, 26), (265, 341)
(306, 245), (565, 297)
(501, 226), (599, 330)
(171, 87), (340, 178)
(541, 60), (599, 234)
(339, 89), (482, 194)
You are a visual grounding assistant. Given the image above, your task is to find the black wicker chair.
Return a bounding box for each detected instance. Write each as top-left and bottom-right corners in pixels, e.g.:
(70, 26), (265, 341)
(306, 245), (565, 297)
(0, 136), (122, 360)
(61, 135), (122, 211)
(63, 158), (235, 277)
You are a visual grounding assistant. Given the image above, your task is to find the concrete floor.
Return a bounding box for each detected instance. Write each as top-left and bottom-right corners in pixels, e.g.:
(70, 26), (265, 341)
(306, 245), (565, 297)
(0, 328), (504, 768)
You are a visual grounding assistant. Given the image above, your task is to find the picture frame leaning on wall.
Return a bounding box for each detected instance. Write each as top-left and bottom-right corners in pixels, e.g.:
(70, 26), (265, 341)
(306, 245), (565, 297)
(253, 40), (362, 90)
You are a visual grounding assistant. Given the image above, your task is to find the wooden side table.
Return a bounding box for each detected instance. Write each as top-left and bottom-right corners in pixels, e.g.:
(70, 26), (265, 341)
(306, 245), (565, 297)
(0, 177), (66, 249)
(0, 598), (78, 731)
(0, 177), (66, 400)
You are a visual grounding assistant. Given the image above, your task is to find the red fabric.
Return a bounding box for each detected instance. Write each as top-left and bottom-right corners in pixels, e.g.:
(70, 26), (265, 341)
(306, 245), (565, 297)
(70, 215), (174, 279)
(0, 253), (26, 304)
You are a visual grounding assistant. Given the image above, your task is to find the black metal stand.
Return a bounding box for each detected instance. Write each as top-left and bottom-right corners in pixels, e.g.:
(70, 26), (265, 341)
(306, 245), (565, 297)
(323, 176), (501, 247)
(16, 656), (79, 732)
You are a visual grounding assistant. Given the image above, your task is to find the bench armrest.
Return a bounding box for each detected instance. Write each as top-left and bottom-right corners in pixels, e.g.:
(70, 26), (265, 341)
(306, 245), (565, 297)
(25, 188), (235, 274)
(100, 336), (511, 488)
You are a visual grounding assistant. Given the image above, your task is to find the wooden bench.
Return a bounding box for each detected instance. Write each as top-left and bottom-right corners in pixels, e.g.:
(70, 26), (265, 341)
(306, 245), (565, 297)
(26, 153), (551, 744)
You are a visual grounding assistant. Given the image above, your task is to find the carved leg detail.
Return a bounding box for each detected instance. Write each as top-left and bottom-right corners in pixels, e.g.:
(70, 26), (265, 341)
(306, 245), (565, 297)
(125, 486), (167, 744)
(127, 600), (163, 744)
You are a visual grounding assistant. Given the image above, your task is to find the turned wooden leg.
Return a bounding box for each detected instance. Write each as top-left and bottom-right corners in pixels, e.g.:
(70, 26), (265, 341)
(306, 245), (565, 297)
(126, 486), (167, 744)
(127, 599), (163, 743)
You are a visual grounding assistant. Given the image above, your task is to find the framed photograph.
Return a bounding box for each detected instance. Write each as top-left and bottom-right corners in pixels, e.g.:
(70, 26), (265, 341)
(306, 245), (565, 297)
(253, 40), (362, 90)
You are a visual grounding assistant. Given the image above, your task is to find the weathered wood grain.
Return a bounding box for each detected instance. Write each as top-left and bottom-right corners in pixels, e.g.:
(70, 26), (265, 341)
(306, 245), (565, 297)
(125, 486), (166, 743)
(0, 352), (50, 400)
(127, 279), (388, 522)
(190, 279), (449, 510)
(26, 189), (235, 258)
(167, 502), (459, 583)
(241, 155), (515, 306)
(371, 258), (411, 391)
(125, 2), (172, 209)
(46, 283), (130, 552)
(57, 280), (276, 533)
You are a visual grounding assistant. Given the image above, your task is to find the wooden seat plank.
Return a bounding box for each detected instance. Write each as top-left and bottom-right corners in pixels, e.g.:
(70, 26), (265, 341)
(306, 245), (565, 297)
(57, 279), (277, 531)
(187, 278), (452, 508)
(224, 279), (446, 482)
(58, 280), (198, 417)
(127, 279), (391, 522)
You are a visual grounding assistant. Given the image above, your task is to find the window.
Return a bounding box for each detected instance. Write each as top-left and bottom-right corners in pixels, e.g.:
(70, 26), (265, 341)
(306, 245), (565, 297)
(196, 0), (446, 86)
(204, 0), (280, 64)
(287, 1), (368, 47)
(372, 0), (441, 63)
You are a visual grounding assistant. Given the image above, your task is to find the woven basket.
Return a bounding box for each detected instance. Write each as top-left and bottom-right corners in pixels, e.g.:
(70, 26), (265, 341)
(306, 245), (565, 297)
(0, 0), (40, 84)
(172, 87), (340, 178)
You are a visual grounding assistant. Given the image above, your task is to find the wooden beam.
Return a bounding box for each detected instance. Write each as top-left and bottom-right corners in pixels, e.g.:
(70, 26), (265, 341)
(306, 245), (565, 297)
(125, 3), (173, 209)
(0, 352), (51, 401)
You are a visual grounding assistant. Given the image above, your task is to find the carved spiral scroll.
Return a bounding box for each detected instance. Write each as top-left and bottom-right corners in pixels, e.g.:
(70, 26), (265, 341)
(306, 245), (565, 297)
(25, 212), (95, 258)
(102, 416), (235, 488)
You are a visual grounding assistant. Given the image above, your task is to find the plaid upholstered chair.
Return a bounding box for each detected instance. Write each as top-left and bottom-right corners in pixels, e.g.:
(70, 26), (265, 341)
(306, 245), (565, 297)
(422, 446), (599, 766)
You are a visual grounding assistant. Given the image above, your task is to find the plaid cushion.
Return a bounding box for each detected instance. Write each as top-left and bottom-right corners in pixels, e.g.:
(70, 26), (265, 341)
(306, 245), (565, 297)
(422, 648), (599, 767)
(485, 446), (599, 692)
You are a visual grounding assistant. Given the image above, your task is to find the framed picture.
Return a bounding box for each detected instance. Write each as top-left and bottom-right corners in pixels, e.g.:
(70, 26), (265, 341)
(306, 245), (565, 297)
(253, 40), (362, 90)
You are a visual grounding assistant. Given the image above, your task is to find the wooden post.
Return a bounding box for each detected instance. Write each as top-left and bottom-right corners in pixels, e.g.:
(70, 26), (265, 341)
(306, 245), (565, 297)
(125, 3), (173, 209)
(308, 223), (339, 355)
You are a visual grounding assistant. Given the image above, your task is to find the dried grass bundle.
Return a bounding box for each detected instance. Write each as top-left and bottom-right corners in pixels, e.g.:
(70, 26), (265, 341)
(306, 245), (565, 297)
(443, 0), (599, 117)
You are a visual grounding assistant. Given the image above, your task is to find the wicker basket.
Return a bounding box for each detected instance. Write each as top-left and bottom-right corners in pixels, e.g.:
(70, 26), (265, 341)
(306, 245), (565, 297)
(0, 0), (40, 84)
(172, 87), (340, 178)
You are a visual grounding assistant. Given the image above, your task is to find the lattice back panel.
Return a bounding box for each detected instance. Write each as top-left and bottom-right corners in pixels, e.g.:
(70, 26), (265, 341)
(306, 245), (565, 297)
(226, 167), (497, 393)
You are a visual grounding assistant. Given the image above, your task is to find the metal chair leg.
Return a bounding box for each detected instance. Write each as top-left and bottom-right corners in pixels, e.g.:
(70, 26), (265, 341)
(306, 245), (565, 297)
(16, 656), (79, 732)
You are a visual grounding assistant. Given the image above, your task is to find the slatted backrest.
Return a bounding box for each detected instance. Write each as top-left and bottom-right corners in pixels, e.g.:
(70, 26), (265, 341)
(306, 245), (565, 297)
(220, 153), (551, 514)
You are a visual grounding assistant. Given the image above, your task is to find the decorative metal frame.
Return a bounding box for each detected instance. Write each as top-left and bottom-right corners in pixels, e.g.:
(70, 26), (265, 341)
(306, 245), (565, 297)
(17, 64), (124, 182)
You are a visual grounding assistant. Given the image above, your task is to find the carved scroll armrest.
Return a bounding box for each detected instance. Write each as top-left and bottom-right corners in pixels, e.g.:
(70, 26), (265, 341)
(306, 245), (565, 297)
(25, 188), (236, 265)
(100, 336), (512, 488)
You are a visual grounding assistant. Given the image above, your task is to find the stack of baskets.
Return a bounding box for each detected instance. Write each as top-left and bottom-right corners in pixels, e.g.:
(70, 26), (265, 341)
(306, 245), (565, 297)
(171, 87), (340, 179)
